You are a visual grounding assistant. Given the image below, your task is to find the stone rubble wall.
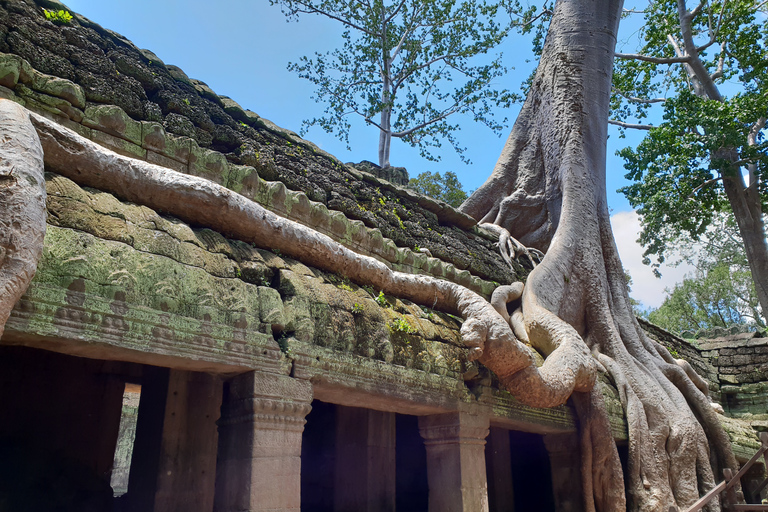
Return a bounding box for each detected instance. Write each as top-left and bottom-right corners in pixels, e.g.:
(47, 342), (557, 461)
(698, 332), (768, 431)
(640, 319), (768, 456)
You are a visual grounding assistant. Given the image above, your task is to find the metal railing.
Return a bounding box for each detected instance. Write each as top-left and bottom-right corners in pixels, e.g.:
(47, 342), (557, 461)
(674, 432), (768, 512)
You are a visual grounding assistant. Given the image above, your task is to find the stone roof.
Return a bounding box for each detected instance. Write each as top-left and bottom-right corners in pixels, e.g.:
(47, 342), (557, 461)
(0, 0), (523, 287)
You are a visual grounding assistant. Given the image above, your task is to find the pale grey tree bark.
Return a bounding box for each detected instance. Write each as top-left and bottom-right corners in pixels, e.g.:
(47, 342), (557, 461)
(0, 100), (46, 339)
(462, 0), (737, 510)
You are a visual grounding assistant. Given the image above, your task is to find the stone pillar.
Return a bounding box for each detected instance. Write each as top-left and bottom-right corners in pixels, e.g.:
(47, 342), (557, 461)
(543, 433), (584, 512)
(214, 371), (313, 512)
(127, 367), (222, 512)
(154, 370), (222, 512)
(418, 412), (490, 512)
(334, 406), (396, 512)
(485, 427), (515, 512)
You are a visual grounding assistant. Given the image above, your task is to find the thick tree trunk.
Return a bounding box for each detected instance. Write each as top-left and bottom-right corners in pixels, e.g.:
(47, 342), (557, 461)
(718, 152), (768, 324)
(0, 100), (46, 339)
(462, 0), (737, 510)
(378, 106), (392, 168)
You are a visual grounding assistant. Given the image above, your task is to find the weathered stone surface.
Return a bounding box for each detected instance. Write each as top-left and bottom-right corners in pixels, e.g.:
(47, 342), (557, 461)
(83, 103), (141, 145)
(29, 71), (85, 108)
(419, 411), (490, 512)
(215, 371), (312, 512)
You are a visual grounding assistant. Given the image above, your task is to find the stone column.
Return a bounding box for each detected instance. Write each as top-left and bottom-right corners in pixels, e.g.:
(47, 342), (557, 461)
(543, 433), (584, 512)
(334, 406), (396, 512)
(214, 371), (313, 512)
(418, 412), (491, 512)
(485, 427), (515, 512)
(126, 367), (222, 512)
(154, 370), (222, 512)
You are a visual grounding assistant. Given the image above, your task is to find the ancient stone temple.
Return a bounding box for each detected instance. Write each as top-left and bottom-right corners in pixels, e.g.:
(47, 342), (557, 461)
(0, 1), (765, 511)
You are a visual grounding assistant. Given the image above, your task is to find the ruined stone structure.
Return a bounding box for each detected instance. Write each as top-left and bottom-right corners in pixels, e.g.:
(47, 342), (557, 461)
(0, 1), (766, 511)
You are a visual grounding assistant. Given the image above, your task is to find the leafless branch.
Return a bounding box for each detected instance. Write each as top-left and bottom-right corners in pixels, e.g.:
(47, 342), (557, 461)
(690, 0), (707, 17)
(614, 52), (690, 64)
(710, 43), (726, 80)
(688, 176), (725, 198)
(510, 9), (553, 30)
(608, 119), (654, 130)
(613, 88), (666, 104)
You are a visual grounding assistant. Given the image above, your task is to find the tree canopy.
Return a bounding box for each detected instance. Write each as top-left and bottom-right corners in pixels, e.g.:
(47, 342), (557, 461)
(269, 0), (522, 168)
(408, 170), (468, 207)
(647, 215), (764, 332)
(613, 0), (768, 320)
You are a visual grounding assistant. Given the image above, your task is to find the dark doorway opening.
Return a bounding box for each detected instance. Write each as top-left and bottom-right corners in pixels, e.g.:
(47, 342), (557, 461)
(509, 430), (555, 512)
(301, 400), (336, 512)
(395, 413), (428, 512)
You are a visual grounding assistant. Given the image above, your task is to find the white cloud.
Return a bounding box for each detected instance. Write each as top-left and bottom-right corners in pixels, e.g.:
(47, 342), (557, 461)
(609, 211), (693, 309)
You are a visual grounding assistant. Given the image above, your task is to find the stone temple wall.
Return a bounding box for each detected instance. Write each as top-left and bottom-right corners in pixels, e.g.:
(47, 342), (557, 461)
(697, 330), (768, 430)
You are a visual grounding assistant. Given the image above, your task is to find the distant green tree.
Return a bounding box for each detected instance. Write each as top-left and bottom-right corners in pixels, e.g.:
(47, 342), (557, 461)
(270, 0), (524, 168)
(647, 216), (764, 333)
(613, 0), (768, 320)
(408, 170), (468, 207)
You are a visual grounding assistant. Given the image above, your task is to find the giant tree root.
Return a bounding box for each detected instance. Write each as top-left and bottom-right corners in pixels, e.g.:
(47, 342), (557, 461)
(0, 100), (46, 339)
(456, 0), (738, 509)
(21, 103), (597, 409)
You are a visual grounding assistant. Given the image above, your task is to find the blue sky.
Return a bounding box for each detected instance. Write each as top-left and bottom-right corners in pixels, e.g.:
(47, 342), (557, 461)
(61, 0), (682, 307)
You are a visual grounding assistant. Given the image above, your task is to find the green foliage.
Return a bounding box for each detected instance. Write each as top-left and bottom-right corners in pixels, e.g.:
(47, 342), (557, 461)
(614, 0), (768, 273)
(375, 290), (390, 308)
(270, 0), (523, 165)
(43, 9), (73, 24)
(390, 317), (417, 334)
(408, 170), (468, 208)
(276, 332), (294, 357)
(646, 217), (764, 333)
(351, 302), (364, 315)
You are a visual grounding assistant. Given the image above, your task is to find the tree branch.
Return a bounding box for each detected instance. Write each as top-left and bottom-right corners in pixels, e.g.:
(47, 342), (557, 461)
(687, 176), (725, 199)
(389, 3), (422, 63)
(383, 0), (408, 24)
(677, 0), (723, 101)
(608, 119), (653, 130)
(710, 43), (726, 80)
(613, 88), (666, 104)
(290, 2), (379, 37)
(392, 105), (461, 137)
(392, 52), (460, 90)
(614, 52), (690, 64)
(689, 0), (707, 18)
(510, 8), (553, 30)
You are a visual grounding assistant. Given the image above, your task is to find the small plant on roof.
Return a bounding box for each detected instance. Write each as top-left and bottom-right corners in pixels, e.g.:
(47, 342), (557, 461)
(43, 9), (73, 24)
(390, 317), (416, 335)
(375, 290), (389, 308)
